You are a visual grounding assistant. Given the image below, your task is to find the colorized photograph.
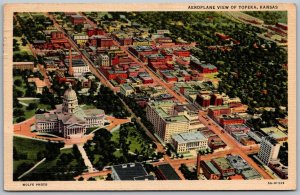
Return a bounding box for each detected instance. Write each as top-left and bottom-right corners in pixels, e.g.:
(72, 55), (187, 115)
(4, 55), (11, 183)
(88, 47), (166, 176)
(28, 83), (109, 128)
(4, 3), (296, 191)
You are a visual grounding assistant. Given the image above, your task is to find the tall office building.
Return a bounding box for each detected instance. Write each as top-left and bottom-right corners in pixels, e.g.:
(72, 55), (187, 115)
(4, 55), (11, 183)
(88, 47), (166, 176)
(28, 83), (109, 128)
(146, 101), (205, 143)
(258, 136), (281, 165)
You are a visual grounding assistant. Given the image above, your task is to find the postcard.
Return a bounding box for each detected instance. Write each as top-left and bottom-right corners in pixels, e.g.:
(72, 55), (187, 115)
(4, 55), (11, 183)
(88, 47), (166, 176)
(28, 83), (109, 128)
(3, 3), (296, 191)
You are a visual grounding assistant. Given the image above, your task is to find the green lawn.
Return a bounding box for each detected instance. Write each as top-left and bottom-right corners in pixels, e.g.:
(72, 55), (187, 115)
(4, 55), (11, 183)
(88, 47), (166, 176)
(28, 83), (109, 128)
(111, 126), (145, 153)
(14, 99), (52, 123)
(85, 127), (99, 135)
(13, 137), (48, 172)
(30, 148), (77, 174)
(113, 150), (122, 158)
(81, 104), (97, 110)
(13, 36), (32, 54)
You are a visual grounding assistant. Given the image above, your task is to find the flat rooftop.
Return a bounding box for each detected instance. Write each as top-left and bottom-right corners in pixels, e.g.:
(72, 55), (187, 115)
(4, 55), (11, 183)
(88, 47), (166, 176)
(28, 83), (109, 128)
(261, 127), (287, 140)
(157, 164), (181, 180)
(112, 163), (153, 180)
(202, 160), (221, 175)
(172, 131), (207, 144)
(212, 157), (233, 170)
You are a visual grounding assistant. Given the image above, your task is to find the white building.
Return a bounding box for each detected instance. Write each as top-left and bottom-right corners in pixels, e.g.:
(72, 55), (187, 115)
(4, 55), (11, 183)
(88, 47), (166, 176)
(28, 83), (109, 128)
(172, 131), (209, 153)
(65, 59), (90, 77)
(73, 34), (89, 45)
(98, 54), (110, 67)
(35, 83), (105, 138)
(258, 136), (281, 165)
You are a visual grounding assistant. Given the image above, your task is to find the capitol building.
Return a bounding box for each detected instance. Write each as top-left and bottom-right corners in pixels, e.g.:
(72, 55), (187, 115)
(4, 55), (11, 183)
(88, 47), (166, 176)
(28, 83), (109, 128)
(35, 83), (105, 138)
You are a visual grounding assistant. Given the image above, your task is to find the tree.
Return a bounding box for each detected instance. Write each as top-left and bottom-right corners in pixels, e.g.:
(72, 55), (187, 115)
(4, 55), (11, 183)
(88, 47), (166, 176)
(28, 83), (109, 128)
(15, 162), (34, 177)
(88, 177), (96, 181)
(106, 173), (113, 181)
(16, 117), (26, 123)
(13, 108), (24, 117)
(27, 103), (38, 110)
(37, 151), (45, 160)
(74, 24), (84, 33)
(14, 79), (22, 87)
(13, 147), (19, 160)
(21, 38), (27, 46)
(44, 141), (64, 160)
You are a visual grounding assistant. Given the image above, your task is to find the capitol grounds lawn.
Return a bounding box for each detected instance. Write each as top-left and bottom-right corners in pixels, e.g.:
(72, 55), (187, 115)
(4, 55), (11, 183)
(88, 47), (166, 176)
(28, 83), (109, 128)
(111, 126), (144, 154)
(87, 125), (150, 166)
(14, 75), (27, 95)
(13, 99), (52, 123)
(26, 148), (77, 175)
(85, 126), (99, 135)
(13, 137), (47, 172)
(13, 137), (76, 176)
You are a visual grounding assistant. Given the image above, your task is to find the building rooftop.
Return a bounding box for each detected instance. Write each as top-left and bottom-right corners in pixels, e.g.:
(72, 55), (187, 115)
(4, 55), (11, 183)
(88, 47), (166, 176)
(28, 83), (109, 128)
(112, 163), (153, 180)
(202, 160), (221, 175)
(226, 155), (250, 171)
(164, 115), (188, 123)
(27, 78), (47, 88)
(208, 105), (230, 111)
(260, 127), (287, 141)
(13, 61), (34, 65)
(200, 64), (217, 70)
(156, 164), (181, 180)
(71, 15), (84, 19)
(212, 157), (233, 170)
(121, 84), (135, 91)
(64, 59), (87, 67)
(241, 168), (262, 180)
(225, 124), (250, 131)
(172, 131), (207, 144)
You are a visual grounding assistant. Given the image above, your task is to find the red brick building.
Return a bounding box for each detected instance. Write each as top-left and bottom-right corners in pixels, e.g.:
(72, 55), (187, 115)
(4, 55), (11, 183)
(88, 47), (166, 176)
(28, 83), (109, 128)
(196, 94), (211, 107)
(102, 68), (128, 80)
(140, 76), (154, 84)
(276, 23), (288, 30)
(219, 116), (245, 127)
(87, 28), (105, 37)
(199, 64), (218, 73)
(211, 157), (235, 177)
(70, 15), (85, 25)
(208, 106), (231, 118)
(210, 94), (223, 106)
(200, 160), (221, 180)
(173, 50), (190, 57)
(51, 31), (64, 39)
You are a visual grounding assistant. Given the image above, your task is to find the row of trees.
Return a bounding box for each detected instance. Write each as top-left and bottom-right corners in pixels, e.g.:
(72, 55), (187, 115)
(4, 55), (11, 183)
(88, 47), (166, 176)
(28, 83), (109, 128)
(120, 94), (154, 133)
(179, 164), (198, 180)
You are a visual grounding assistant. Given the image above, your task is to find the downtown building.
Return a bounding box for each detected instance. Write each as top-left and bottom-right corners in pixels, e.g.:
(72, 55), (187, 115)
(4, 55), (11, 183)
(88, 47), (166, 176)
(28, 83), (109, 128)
(146, 100), (205, 143)
(258, 136), (281, 165)
(172, 131), (209, 153)
(35, 83), (105, 138)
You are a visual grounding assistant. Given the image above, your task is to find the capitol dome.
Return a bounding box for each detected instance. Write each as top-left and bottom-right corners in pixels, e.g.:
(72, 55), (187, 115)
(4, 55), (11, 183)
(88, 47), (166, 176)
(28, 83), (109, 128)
(63, 83), (77, 101)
